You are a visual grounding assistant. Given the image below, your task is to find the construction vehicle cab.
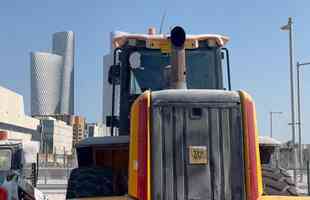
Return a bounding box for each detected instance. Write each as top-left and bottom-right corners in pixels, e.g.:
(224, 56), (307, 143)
(259, 136), (282, 166)
(67, 26), (302, 200)
(0, 132), (46, 200)
(108, 27), (230, 136)
(0, 141), (22, 178)
(66, 136), (129, 199)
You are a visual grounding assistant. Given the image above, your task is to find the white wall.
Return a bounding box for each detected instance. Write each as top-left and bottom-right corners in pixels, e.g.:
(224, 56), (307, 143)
(51, 119), (73, 155)
(86, 123), (110, 137)
(0, 86), (40, 142)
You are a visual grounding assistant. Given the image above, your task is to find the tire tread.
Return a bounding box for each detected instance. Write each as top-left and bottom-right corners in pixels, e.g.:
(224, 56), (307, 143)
(262, 165), (298, 196)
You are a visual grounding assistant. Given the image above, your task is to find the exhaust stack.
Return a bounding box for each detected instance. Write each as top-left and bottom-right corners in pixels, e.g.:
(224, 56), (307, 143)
(169, 26), (187, 89)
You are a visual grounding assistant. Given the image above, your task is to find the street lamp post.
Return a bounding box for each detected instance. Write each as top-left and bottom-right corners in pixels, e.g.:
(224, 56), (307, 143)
(270, 111), (283, 138)
(281, 17), (297, 183)
(296, 61), (310, 175)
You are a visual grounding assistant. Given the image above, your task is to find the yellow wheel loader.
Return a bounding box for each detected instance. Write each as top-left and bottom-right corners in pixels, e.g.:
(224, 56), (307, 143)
(66, 26), (303, 200)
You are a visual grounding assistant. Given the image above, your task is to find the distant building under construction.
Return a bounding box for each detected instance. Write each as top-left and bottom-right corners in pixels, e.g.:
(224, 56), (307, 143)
(72, 116), (85, 147)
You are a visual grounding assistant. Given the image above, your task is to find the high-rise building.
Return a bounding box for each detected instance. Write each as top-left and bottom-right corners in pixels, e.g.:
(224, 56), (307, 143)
(52, 31), (75, 115)
(40, 113), (74, 126)
(85, 123), (109, 137)
(72, 116), (85, 147)
(31, 52), (63, 116)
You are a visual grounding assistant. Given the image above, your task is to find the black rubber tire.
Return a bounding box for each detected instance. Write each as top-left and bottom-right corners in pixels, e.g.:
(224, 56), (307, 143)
(66, 167), (114, 199)
(262, 165), (298, 196)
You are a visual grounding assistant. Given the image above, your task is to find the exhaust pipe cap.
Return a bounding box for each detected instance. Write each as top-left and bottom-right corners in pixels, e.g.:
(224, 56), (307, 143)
(170, 26), (186, 47)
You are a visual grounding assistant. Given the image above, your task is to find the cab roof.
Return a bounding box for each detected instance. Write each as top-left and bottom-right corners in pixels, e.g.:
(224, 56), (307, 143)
(112, 31), (229, 49)
(0, 140), (22, 149)
(76, 136), (129, 148)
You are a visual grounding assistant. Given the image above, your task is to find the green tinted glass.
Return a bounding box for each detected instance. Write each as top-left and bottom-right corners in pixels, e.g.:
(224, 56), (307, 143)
(130, 48), (221, 94)
(0, 149), (11, 171)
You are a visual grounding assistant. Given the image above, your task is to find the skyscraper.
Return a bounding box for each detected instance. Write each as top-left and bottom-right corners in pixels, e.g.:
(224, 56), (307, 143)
(52, 31), (75, 115)
(30, 52), (63, 116)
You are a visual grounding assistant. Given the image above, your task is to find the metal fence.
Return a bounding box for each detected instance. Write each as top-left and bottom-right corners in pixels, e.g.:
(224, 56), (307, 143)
(23, 153), (77, 186)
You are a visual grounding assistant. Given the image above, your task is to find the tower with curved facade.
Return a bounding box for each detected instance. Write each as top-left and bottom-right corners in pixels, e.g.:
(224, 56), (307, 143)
(52, 31), (75, 115)
(30, 52), (63, 116)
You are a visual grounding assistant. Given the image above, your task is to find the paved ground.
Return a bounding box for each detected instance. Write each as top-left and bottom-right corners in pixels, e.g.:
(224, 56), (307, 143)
(37, 171), (310, 199)
(41, 189), (66, 200)
(38, 183), (67, 200)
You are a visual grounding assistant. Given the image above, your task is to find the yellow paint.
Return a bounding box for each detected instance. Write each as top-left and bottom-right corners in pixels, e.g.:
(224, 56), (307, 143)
(239, 91), (263, 198)
(239, 91), (251, 200)
(260, 196), (310, 200)
(159, 41), (171, 53)
(128, 95), (140, 198)
(253, 98), (263, 196)
(68, 196), (128, 200)
(146, 91), (151, 200)
(146, 38), (206, 53)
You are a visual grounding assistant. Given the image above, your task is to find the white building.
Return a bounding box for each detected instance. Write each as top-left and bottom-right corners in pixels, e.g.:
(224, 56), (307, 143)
(85, 123), (109, 137)
(30, 52), (63, 116)
(39, 117), (73, 155)
(31, 31), (75, 116)
(0, 86), (40, 142)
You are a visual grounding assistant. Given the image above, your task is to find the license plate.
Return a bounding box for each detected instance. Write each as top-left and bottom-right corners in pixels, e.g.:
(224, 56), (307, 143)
(189, 146), (208, 164)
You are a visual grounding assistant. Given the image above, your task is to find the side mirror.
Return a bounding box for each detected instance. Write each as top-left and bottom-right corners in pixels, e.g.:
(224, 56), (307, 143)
(108, 64), (121, 85)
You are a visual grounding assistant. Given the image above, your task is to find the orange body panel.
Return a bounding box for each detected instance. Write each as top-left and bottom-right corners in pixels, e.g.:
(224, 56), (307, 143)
(128, 91), (151, 200)
(240, 91), (263, 200)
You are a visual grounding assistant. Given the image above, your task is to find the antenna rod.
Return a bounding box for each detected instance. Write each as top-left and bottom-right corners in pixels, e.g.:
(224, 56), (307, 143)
(159, 10), (167, 34)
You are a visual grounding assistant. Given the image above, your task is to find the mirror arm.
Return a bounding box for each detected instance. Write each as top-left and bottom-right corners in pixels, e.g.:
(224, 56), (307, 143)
(221, 48), (231, 90)
(111, 48), (122, 136)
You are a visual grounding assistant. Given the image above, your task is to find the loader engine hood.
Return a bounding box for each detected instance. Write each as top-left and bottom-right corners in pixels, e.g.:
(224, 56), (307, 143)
(129, 90), (247, 200)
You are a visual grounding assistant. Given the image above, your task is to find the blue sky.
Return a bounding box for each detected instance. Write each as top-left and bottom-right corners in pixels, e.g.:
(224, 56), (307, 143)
(0, 0), (310, 143)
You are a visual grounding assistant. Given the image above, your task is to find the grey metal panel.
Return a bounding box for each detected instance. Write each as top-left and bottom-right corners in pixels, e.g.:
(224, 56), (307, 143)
(174, 107), (186, 200)
(151, 90), (245, 200)
(230, 107), (245, 200)
(152, 89), (240, 106)
(76, 136), (129, 148)
(221, 109), (232, 200)
(209, 108), (221, 200)
(163, 107), (174, 200)
(151, 107), (164, 200)
(186, 107), (212, 200)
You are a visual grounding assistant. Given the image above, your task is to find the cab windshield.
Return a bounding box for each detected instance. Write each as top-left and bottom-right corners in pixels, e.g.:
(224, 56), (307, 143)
(130, 48), (222, 94)
(0, 149), (11, 171)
